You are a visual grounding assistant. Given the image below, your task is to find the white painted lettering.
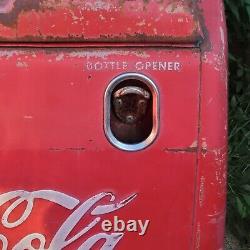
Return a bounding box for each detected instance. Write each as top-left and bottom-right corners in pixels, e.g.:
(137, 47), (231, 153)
(0, 234), (7, 250)
(86, 62), (93, 70)
(126, 220), (138, 232)
(138, 220), (150, 236)
(13, 234), (46, 250)
(135, 61), (143, 70)
(94, 62), (102, 70)
(152, 62), (157, 70)
(159, 62), (167, 70)
(168, 62), (173, 71)
(85, 61), (182, 72)
(145, 61), (151, 70)
(114, 216), (126, 232)
(122, 61), (128, 70)
(102, 220), (113, 232)
(174, 62), (181, 71)
(110, 61), (115, 70)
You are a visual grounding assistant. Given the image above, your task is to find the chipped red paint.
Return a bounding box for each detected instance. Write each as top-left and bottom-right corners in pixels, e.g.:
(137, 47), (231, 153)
(0, 48), (201, 249)
(191, 1), (228, 250)
(0, 0), (201, 43)
(0, 0), (227, 249)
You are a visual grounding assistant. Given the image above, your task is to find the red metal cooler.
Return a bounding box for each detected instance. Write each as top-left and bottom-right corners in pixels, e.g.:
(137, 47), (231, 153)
(0, 1), (227, 249)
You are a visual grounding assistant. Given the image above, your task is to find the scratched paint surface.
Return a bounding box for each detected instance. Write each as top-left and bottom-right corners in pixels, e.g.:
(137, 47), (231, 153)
(0, 48), (200, 249)
(190, 1), (228, 250)
(0, 0), (228, 249)
(0, 0), (201, 42)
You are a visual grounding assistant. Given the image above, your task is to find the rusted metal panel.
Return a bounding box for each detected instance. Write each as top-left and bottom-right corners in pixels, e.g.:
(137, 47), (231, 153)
(0, 0), (202, 43)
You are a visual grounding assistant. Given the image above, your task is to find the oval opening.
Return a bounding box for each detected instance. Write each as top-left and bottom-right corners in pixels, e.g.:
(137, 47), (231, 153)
(104, 73), (159, 151)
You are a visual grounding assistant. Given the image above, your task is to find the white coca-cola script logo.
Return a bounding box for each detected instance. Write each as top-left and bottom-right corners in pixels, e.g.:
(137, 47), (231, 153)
(0, 190), (137, 250)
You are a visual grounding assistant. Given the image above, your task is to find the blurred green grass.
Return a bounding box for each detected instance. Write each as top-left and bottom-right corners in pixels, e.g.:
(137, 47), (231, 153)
(224, 0), (250, 246)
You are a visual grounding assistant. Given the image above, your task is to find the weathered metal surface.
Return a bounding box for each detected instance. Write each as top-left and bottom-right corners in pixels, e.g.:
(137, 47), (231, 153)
(0, 0), (228, 249)
(0, 48), (200, 249)
(191, 1), (228, 250)
(0, 0), (202, 43)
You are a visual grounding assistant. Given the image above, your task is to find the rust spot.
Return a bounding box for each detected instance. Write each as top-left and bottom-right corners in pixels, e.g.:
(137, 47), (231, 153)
(192, 0), (211, 51)
(199, 176), (205, 207)
(195, 223), (201, 250)
(16, 61), (28, 68)
(0, 0), (40, 27)
(0, 0), (205, 45)
(0, 29), (200, 45)
(48, 147), (64, 152)
(118, 0), (150, 7)
(163, 146), (197, 153)
(201, 138), (208, 156)
(66, 147), (85, 151)
(96, 31), (203, 45)
(49, 147), (85, 152)
(201, 147), (207, 155)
